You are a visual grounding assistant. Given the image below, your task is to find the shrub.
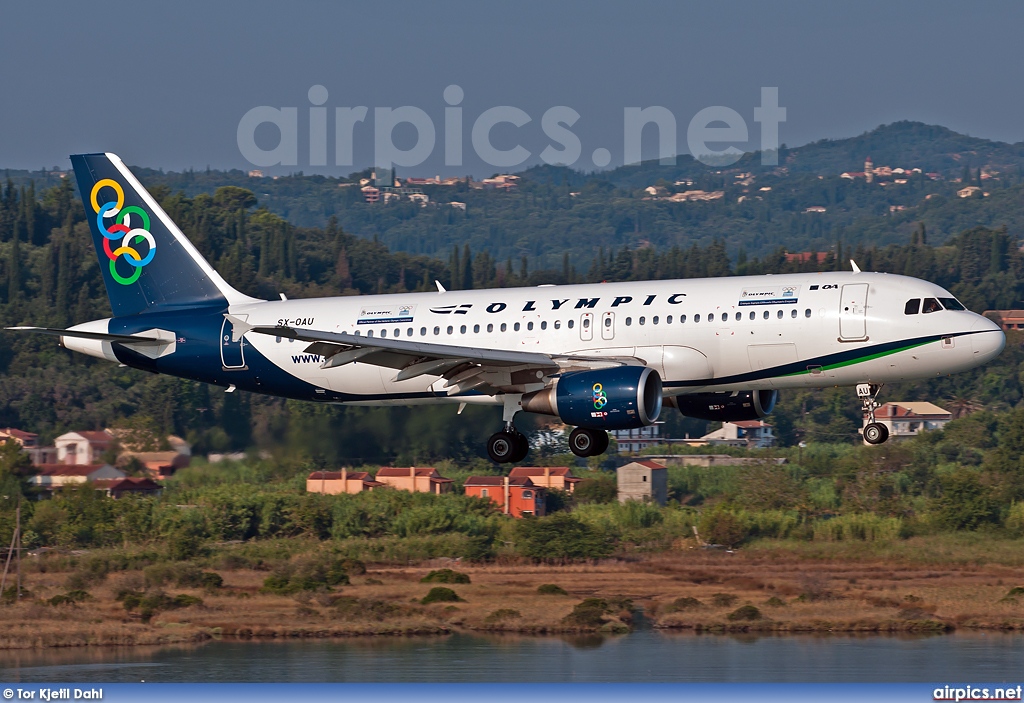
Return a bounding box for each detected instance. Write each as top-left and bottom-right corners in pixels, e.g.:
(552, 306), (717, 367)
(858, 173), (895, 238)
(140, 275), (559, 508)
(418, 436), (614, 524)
(562, 599), (610, 628)
(261, 553), (351, 594)
(1006, 503), (1024, 537)
(420, 568), (471, 584)
(118, 590), (202, 621)
(172, 594), (204, 608)
(421, 587), (464, 604)
(332, 597), (403, 621)
(664, 596), (703, 612)
(764, 596), (786, 607)
(484, 608), (522, 623)
(710, 593), (738, 607)
(931, 471), (1000, 531)
(727, 605), (763, 621)
(698, 507), (750, 548)
(47, 590), (92, 606)
(200, 572), (224, 590)
(574, 475), (618, 504)
(515, 513), (615, 560)
(537, 583), (568, 596)
(811, 513), (903, 542)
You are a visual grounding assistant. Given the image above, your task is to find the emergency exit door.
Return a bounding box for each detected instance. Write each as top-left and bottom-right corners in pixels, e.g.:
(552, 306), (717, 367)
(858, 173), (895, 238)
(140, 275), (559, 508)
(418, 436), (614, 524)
(839, 283), (868, 340)
(220, 316), (247, 369)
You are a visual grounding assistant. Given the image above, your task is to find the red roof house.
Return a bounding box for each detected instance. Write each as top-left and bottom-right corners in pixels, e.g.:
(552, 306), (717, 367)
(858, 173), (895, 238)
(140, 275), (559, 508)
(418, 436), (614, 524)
(464, 476), (546, 518)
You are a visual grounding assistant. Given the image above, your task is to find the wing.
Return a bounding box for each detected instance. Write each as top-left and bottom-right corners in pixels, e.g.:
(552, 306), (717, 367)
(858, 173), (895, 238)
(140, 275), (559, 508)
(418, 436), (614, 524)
(229, 315), (638, 395)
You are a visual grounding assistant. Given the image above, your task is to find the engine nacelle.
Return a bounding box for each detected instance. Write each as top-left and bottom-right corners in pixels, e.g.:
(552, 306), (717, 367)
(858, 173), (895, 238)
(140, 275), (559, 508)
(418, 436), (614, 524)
(523, 367), (663, 430)
(670, 389), (778, 422)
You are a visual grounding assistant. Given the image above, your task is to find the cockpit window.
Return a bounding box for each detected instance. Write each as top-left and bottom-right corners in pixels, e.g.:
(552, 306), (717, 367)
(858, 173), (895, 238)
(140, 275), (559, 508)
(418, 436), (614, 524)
(939, 297), (966, 311)
(922, 297), (942, 314)
(904, 299), (920, 315)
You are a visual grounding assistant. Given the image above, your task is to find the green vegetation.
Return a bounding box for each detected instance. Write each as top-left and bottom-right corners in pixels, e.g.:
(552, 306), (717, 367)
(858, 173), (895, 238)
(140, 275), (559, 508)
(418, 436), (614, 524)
(536, 583), (568, 595)
(420, 569), (471, 584)
(421, 587), (463, 604)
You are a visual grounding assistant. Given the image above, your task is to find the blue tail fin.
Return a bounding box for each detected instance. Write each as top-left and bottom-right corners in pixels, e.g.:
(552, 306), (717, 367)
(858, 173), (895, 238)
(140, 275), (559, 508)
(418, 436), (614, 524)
(71, 153), (258, 317)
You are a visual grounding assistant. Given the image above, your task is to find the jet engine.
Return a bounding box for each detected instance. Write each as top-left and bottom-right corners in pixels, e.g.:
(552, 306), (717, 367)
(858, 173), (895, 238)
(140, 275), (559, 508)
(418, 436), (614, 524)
(669, 389), (778, 422)
(522, 366), (662, 430)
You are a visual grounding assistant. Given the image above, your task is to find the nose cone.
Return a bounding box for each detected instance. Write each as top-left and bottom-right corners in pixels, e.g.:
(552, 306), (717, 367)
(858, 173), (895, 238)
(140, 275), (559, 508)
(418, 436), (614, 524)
(970, 316), (1005, 365)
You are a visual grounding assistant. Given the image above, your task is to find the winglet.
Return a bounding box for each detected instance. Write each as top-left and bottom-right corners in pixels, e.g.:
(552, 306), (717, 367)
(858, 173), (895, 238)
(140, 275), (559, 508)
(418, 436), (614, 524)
(435, 280), (447, 293)
(224, 314), (253, 342)
(850, 259), (862, 274)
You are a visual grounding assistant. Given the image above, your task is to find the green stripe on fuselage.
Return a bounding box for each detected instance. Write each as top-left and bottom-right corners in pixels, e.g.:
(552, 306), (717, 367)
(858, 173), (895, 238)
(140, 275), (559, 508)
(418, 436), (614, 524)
(780, 338), (936, 377)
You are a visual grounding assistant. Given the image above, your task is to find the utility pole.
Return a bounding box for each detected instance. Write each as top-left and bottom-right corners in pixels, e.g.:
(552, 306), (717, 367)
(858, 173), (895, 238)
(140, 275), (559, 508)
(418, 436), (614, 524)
(15, 497), (21, 602)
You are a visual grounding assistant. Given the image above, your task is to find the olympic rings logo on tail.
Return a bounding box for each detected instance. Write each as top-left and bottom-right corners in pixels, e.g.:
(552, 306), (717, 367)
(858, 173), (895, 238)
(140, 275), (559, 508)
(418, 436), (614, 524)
(90, 179), (156, 285)
(592, 383), (608, 410)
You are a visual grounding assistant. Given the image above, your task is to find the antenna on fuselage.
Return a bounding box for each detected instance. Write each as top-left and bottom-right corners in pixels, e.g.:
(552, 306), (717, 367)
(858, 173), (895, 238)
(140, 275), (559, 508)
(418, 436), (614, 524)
(850, 260), (862, 274)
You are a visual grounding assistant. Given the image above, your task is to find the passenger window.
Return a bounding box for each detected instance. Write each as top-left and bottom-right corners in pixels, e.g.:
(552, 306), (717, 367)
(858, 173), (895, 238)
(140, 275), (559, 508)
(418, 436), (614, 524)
(625, 317), (632, 326)
(639, 316), (646, 325)
(407, 328), (414, 337)
(904, 299), (921, 315)
(367, 330), (374, 337)
(527, 322), (534, 331)
(460, 325), (467, 334)
(380, 330), (386, 338)
(541, 321), (547, 330)
(694, 314), (701, 323)
(420, 327), (427, 336)
(666, 315), (673, 324)
(804, 309), (811, 318)
(433, 326), (440, 335)
(735, 312), (741, 321)
(653, 316), (659, 325)
(763, 310), (770, 319)
(749, 311), (755, 320)
(447, 326), (454, 334)
(604, 317), (611, 328)
(500, 323), (507, 332)
(514, 322), (521, 331)
(568, 319), (575, 329)
(487, 324), (493, 333)
(554, 320), (561, 329)
(708, 313), (714, 322)
(680, 315), (686, 323)
(939, 297), (965, 311)
(474, 324), (480, 333)
(791, 309), (797, 318)
(583, 318), (590, 329)
(777, 310), (784, 319)
(922, 298), (942, 314)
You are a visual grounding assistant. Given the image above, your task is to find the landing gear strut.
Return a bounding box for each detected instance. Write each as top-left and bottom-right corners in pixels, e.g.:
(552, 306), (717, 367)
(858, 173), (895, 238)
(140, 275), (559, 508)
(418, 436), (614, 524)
(569, 427), (610, 457)
(858, 383), (890, 445)
(488, 394), (530, 464)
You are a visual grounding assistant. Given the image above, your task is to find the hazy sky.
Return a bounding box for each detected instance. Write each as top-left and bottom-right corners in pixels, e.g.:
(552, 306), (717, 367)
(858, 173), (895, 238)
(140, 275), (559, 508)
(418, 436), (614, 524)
(2, 0), (1022, 177)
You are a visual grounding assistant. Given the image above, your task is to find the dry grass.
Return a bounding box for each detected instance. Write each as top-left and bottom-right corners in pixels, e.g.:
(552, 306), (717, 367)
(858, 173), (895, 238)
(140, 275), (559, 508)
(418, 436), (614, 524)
(4, 540), (1024, 648)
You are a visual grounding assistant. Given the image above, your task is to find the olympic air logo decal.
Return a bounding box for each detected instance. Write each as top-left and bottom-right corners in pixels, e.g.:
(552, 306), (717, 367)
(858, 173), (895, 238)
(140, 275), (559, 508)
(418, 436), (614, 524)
(91, 179), (156, 286)
(591, 383), (608, 418)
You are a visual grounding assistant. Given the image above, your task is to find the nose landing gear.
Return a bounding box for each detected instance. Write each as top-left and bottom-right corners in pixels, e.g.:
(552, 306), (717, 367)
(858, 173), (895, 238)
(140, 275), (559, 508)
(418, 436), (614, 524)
(859, 383), (890, 445)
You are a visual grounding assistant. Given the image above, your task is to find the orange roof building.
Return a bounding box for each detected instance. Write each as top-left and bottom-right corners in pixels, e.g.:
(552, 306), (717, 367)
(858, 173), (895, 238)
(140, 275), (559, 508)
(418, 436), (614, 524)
(375, 467), (454, 494)
(507, 466), (580, 493)
(306, 470), (384, 495)
(464, 476), (545, 518)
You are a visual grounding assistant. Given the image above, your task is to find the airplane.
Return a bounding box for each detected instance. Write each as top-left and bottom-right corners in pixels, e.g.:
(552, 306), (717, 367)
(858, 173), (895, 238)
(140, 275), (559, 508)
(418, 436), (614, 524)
(7, 153), (1007, 462)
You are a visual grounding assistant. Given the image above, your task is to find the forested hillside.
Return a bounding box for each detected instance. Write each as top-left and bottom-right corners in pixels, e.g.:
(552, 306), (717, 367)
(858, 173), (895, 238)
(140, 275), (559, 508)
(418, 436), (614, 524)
(1, 169), (1022, 463)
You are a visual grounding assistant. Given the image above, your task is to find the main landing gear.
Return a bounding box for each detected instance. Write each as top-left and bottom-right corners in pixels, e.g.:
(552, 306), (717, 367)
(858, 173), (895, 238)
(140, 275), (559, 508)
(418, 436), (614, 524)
(487, 428), (529, 463)
(569, 427), (609, 458)
(859, 383), (890, 445)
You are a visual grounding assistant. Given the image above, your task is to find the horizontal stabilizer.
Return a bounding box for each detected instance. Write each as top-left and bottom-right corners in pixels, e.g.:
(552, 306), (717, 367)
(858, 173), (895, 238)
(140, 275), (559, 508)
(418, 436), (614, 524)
(6, 326), (167, 346)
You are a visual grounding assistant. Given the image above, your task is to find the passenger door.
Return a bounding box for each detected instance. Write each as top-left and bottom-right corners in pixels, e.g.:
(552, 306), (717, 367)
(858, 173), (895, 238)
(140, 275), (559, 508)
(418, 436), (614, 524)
(839, 283), (869, 340)
(579, 312), (594, 341)
(220, 316), (247, 369)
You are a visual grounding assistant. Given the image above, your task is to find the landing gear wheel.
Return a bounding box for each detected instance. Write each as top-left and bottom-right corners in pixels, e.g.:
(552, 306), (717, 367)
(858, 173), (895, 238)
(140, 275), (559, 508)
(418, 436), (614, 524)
(592, 430), (609, 457)
(569, 427), (604, 457)
(487, 431), (519, 463)
(510, 432), (529, 463)
(863, 422), (889, 445)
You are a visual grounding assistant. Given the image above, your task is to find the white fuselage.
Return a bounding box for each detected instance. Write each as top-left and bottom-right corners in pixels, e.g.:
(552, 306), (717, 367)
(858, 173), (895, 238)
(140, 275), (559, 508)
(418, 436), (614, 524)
(222, 271), (1004, 406)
